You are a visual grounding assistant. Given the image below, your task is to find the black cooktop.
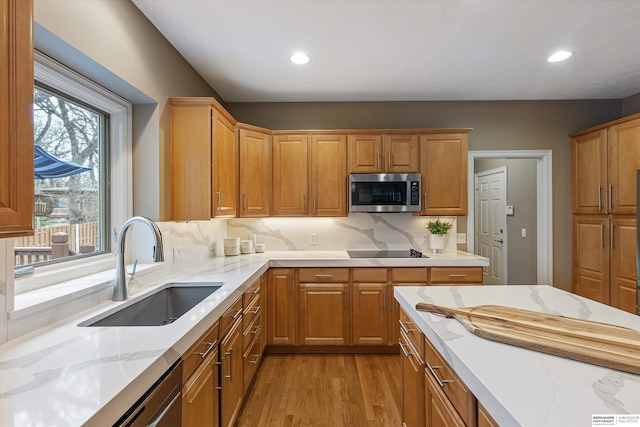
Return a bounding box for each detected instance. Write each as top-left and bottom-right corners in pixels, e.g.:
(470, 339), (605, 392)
(347, 249), (426, 258)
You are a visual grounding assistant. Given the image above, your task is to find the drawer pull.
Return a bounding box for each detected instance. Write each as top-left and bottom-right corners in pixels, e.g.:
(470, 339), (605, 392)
(315, 274), (333, 278)
(251, 325), (261, 335)
(249, 353), (261, 365)
(399, 342), (413, 357)
(399, 320), (417, 334)
(448, 274), (468, 278)
(427, 362), (454, 388)
(224, 350), (233, 381)
(247, 306), (260, 315)
(195, 340), (218, 359)
(229, 308), (242, 320)
(252, 287), (260, 295)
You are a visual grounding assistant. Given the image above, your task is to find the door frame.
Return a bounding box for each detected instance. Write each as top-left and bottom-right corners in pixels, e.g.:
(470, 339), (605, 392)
(474, 166), (508, 285)
(467, 150), (553, 285)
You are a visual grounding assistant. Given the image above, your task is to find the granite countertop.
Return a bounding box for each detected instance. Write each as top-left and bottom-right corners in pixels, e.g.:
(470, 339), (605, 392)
(0, 250), (488, 427)
(394, 285), (640, 427)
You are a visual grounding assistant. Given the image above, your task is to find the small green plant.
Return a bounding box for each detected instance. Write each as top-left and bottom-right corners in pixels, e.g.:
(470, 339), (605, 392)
(426, 219), (453, 236)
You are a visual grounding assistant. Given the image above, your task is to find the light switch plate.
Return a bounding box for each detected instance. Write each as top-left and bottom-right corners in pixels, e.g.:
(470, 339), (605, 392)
(456, 233), (466, 244)
(506, 205), (514, 215)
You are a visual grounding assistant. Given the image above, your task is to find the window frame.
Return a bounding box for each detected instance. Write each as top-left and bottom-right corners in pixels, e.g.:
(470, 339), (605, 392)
(8, 51), (132, 296)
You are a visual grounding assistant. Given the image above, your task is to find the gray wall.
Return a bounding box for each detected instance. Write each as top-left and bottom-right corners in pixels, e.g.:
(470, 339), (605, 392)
(475, 158), (538, 285)
(622, 92), (640, 117)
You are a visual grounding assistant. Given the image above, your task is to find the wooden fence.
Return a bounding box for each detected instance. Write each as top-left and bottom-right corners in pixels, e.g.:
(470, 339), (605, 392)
(14, 221), (99, 258)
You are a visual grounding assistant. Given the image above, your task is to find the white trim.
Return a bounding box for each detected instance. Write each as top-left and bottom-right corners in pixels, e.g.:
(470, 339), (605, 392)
(474, 166), (508, 284)
(467, 150), (553, 285)
(13, 52), (133, 292)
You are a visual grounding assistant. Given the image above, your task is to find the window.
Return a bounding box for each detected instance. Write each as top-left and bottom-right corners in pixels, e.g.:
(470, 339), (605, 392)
(10, 51), (132, 291)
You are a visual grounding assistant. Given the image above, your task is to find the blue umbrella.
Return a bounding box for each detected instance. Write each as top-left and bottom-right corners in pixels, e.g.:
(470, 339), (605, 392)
(34, 145), (92, 179)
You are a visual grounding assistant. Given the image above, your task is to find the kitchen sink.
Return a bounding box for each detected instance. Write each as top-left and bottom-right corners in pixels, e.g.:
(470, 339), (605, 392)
(80, 282), (223, 327)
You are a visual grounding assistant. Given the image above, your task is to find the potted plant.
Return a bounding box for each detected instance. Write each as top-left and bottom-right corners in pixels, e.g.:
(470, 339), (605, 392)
(426, 219), (453, 253)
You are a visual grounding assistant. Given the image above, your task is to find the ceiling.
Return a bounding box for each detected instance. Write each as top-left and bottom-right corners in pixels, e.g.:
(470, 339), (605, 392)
(132, 0), (640, 103)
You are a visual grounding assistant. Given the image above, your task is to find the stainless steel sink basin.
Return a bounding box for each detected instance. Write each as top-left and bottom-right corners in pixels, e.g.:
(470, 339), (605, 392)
(80, 282), (223, 327)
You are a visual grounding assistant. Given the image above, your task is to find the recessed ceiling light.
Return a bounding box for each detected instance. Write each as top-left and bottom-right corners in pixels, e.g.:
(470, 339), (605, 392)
(547, 51), (573, 63)
(290, 52), (310, 65)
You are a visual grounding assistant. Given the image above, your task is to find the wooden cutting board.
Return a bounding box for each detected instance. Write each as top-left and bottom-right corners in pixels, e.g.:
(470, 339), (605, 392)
(415, 303), (640, 375)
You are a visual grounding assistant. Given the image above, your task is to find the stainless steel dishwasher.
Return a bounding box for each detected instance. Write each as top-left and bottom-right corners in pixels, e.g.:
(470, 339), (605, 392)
(114, 359), (183, 427)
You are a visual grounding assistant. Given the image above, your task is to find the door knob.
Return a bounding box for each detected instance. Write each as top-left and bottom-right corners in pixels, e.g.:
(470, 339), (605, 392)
(494, 239), (504, 243)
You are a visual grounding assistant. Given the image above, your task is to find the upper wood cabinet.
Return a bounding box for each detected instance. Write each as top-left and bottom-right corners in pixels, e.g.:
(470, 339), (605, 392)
(0, 0), (34, 237)
(348, 133), (419, 173)
(272, 133), (347, 217)
(608, 117), (640, 215)
(238, 124), (271, 217)
(170, 97), (237, 220)
(309, 134), (347, 216)
(419, 133), (468, 216)
(571, 129), (608, 214)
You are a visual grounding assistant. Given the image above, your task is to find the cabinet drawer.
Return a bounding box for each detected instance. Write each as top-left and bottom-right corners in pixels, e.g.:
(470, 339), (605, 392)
(243, 311), (262, 352)
(220, 297), (243, 338)
(243, 323), (264, 394)
(352, 267), (389, 282)
(425, 338), (477, 425)
(182, 321), (219, 383)
(430, 267), (482, 284)
(243, 292), (261, 332)
(298, 268), (349, 283)
(425, 367), (466, 427)
(391, 267), (428, 283)
(243, 278), (261, 306)
(399, 308), (424, 361)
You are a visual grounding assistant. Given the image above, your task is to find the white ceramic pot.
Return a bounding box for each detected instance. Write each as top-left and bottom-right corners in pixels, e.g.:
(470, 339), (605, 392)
(429, 233), (447, 253)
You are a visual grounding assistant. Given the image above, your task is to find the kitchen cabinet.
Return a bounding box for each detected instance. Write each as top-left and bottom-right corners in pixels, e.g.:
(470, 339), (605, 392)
(170, 97), (238, 220)
(309, 134), (347, 216)
(348, 133), (419, 173)
(298, 268), (350, 346)
(400, 325), (425, 427)
(272, 134), (308, 216)
(352, 268), (390, 346)
(419, 133), (469, 216)
(267, 268), (297, 346)
(238, 124), (271, 217)
(242, 276), (264, 393)
(0, 0), (34, 237)
(425, 370), (465, 427)
(391, 268), (429, 346)
(182, 322), (219, 427)
(220, 311), (243, 427)
(430, 267), (483, 285)
(478, 403), (499, 427)
(570, 113), (640, 310)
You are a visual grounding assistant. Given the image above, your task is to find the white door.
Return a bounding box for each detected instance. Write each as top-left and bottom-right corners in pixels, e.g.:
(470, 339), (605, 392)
(475, 167), (507, 284)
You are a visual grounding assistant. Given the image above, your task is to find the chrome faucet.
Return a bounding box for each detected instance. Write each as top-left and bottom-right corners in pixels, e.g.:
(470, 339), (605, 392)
(112, 216), (164, 301)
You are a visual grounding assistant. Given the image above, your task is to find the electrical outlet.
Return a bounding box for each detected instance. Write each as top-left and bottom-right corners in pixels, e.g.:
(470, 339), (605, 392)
(456, 233), (466, 244)
(172, 246), (184, 263)
(309, 233), (317, 246)
(521, 228), (527, 238)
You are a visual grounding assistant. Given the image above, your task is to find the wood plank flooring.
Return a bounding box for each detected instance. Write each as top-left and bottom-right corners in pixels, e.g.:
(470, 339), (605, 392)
(236, 354), (402, 427)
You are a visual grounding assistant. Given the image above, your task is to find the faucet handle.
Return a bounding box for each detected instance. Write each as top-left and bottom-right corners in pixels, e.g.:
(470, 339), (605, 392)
(128, 259), (138, 279)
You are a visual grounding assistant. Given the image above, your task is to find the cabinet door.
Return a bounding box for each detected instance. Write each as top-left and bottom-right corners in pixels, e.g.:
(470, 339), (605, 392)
(267, 268), (297, 346)
(608, 118), (640, 215)
(348, 134), (383, 173)
(419, 134), (468, 216)
(400, 332), (425, 427)
(383, 134), (419, 172)
(478, 403), (499, 427)
(272, 135), (308, 216)
(238, 128), (271, 217)
(425, 369), (465, 427)
(298, 283), (350, 345)
(220, 319), (243, 427)
(610, 217), (637, 313)
(213, 112), (237, 217)
(309, 134), (347, 216)
(571, 130), (608, 214)
(0, 0), (33, 237)
(572, 216), (610, 304)
(352, 282), (389, 346)
(182, 347), (219, 427)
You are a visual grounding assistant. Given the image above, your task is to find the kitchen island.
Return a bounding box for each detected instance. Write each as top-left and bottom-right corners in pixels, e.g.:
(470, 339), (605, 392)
(0, 250), (487, 427)
(395, 285), (640, 426)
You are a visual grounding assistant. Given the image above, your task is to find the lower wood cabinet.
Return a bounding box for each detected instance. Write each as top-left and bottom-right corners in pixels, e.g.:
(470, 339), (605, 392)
(400, 329), (425, 427)
(220, 315), (244, 427)
(352, 282), (389, 345)
(182, 344), (219, 427)
(425, 369), (466, 427)
(267, 268), (297, 346)
(477, 403), (499, 427)
(298, 282), (350, 345)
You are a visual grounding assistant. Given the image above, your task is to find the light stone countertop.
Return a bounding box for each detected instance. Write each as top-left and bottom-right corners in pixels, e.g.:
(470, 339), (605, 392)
(394, 285), (640, 427)
(0, 250), (487, 427)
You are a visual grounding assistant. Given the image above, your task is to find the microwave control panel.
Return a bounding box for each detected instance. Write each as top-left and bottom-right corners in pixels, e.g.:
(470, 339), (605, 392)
(410, 181), (420, 206)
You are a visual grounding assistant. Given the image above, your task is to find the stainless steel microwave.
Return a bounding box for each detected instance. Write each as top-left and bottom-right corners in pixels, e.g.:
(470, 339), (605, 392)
(349, 173), (421, 213)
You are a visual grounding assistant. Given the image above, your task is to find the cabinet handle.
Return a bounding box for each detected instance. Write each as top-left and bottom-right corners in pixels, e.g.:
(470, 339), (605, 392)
(399, 320), (417, 334)
(383, 289), (387, 310)
(423, 193), (427, 210)
(248, 306), (260, 315)
(449, 274), (468, 278)
(344, 291), (347, 308)
(399, 342), (413, 357)
(249, 353), (261, 365)
(597, 185), (602, 211)
(426, 362), (454, 388)
(377, 151), (381, 171)
(252, 286), (260, 295)
(195, 340), (218, 359)
(243, 193), (247, 212)
(288, 275), (292, 293)
(224, 350), (233, 381)
(387, 151), (391, 169)
(302, 194), (306, 212)
(600, 223), (604, 248)
(610, 222), (615, 248)
(216, 189), (222, 211)
(227, 308), (242, 320)
(313, 193), (317, 213)
(609, 184), (613, 211)
(251, 325), (261, 335)
(315, 274), (333, 278)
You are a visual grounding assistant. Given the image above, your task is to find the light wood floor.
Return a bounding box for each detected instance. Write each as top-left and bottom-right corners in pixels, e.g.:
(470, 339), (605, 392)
(236, 353), (402, 427)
